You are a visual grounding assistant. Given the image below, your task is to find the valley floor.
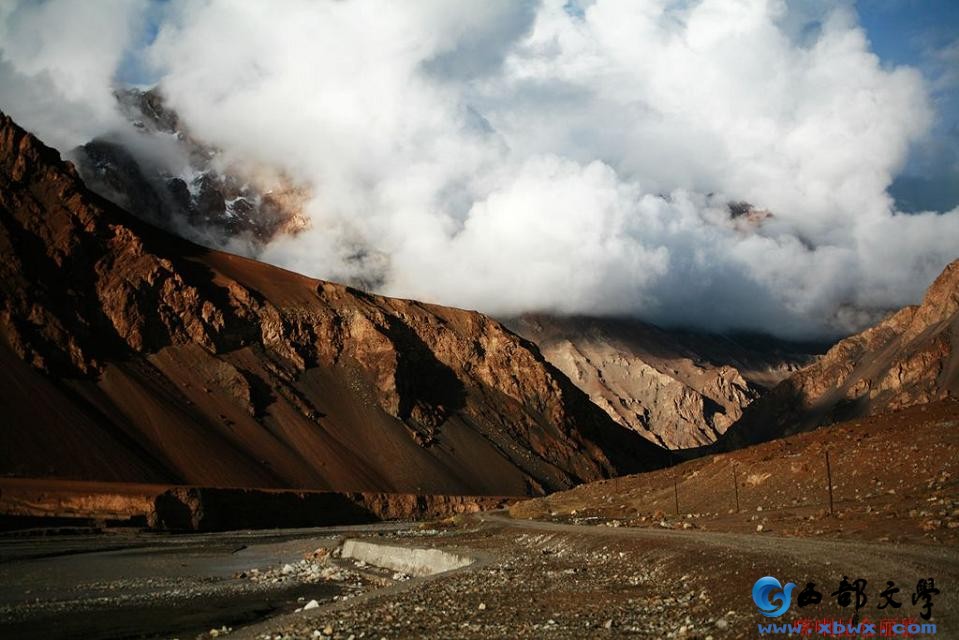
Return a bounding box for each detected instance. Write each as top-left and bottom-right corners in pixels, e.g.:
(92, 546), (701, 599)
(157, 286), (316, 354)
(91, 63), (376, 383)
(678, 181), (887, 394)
(2, 508), (956, 639)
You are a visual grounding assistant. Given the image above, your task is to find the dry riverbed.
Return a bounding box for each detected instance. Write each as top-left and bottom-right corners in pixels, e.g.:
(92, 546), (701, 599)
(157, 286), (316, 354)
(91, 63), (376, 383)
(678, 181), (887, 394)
(0, 523), (410, 640)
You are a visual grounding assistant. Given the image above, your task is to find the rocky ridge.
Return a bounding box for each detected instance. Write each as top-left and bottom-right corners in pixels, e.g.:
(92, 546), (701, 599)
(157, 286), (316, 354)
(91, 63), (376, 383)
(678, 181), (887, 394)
(719, 260), (959, 447)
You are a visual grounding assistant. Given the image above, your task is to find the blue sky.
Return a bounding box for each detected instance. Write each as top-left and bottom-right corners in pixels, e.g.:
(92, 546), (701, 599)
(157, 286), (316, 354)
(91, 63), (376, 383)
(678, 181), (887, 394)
(857, 0), (958, 68)
(856, 0), (959, 211)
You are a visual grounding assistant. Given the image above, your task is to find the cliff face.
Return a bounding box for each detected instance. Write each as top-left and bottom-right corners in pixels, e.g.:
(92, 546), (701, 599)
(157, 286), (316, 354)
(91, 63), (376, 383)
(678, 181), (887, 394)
(719, 259), (959, 448)
(507, 316), (813, 449)
(0, 113), (665, 495)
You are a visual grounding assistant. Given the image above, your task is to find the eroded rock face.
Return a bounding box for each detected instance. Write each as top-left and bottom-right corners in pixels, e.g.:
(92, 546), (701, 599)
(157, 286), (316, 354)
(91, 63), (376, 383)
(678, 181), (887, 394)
(720, 260), (959, 448)
(0, 112), (665, 495)
(149, 487), (510, 531)
(507, 316), (814, 449)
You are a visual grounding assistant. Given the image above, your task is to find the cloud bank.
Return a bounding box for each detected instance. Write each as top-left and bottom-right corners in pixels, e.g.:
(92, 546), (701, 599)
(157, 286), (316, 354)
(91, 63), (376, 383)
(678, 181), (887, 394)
(1, 0), (957, 338)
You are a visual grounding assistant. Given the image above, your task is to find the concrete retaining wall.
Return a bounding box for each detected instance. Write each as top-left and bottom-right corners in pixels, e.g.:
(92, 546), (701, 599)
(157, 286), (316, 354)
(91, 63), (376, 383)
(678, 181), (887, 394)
(340, 539), (473, 576)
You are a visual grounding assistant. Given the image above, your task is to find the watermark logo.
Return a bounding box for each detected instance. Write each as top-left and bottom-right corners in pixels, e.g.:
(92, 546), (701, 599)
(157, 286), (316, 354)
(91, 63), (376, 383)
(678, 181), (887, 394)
(753, 576), (796, 618)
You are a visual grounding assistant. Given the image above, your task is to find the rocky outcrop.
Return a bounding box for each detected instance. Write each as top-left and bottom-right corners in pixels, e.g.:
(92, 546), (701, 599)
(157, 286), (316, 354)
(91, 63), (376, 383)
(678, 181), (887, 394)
(719, 260), (959, 448)
(508, 316), (814, 449)
(150, 487), (512, 531)
(0, 112), (665, 496)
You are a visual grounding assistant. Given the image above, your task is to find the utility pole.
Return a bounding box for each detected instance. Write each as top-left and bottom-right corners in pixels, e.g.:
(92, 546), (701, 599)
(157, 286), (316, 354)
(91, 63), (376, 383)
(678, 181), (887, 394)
(825, 450), (835, 516)
(733, 464), (740, 513)
(673, 476), (680, 516)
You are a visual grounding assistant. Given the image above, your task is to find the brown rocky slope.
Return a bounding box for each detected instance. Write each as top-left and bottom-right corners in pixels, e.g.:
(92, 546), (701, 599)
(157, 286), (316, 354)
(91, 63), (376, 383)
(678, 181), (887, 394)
(718, 258), (959, 448)
(0, 112), (666, 496)
(507, 315), (814, 449)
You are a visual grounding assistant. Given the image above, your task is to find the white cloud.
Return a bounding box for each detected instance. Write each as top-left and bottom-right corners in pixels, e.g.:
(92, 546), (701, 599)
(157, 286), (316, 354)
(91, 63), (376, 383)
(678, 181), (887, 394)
(2, 0), (956, 338)
(0, 0), (147, 149)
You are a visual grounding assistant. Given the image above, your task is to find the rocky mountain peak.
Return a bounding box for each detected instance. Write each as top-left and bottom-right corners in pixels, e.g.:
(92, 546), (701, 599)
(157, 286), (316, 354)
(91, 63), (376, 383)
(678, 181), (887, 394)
(906, 258), (959, 335)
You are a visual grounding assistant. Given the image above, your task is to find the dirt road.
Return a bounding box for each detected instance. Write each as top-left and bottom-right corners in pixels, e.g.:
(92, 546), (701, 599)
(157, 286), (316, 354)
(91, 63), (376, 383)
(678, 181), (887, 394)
(481, 511), (959, 589)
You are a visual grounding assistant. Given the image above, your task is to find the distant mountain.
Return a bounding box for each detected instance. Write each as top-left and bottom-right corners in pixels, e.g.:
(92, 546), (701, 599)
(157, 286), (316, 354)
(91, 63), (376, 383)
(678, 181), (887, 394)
(0, 112), (666, 495)
(719, 258), (959, 448)
(507, 315), (817, 448)
(68, 87), (308, 247)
